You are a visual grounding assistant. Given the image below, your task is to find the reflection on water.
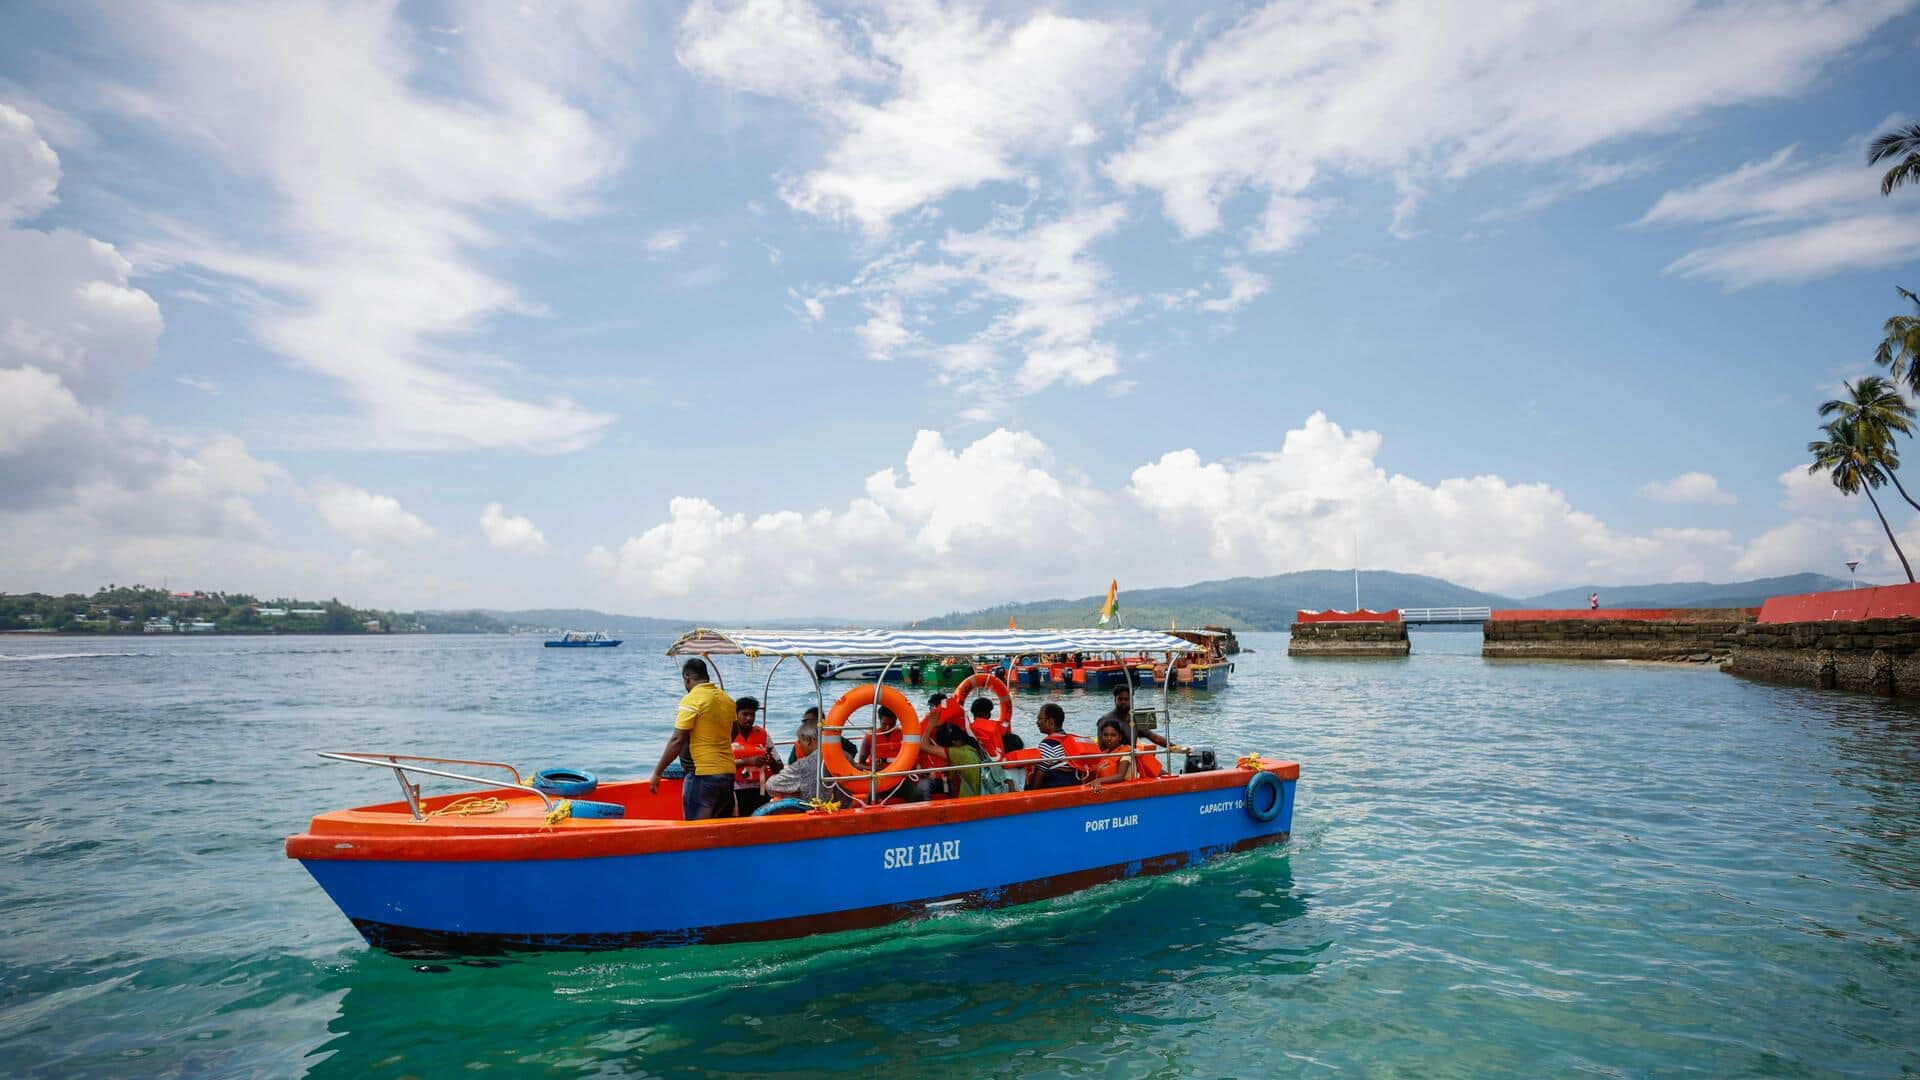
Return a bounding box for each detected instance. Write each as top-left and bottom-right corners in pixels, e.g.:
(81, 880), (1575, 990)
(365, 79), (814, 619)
(2, 630), (1918, 1075)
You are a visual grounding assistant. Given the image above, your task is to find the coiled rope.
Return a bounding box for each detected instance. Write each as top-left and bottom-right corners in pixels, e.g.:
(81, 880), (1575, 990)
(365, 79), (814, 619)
(429, 795), (509, 817)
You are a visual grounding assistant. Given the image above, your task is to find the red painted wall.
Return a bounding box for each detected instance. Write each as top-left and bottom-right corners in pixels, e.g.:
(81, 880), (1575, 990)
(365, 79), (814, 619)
(1295, 609), (1400, 624)
(1756, 583), (1920, 624)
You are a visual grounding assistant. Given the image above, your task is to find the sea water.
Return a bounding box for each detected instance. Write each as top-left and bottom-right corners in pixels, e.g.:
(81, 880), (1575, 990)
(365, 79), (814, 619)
(1, 631), (1916, 1076)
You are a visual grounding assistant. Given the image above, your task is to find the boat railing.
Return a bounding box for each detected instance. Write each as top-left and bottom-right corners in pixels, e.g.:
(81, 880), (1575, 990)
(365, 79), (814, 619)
(317, 752), (560, 821)
(809, 743), (1201, 805)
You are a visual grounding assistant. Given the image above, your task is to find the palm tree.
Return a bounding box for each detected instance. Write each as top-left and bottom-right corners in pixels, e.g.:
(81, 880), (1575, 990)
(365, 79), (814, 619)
(1819, 375), (1920, 512)
(1809, 417), (1915, 582)
(1870, 122), (1920, 196)
(1878, 286), (1920, 391)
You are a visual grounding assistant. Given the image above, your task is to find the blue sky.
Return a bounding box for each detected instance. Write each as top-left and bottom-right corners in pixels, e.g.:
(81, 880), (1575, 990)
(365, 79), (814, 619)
(2, 0), (1918, 617)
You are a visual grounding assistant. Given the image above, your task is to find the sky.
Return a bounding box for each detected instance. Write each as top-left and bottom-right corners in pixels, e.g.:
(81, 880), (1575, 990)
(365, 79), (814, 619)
(1, 0), (1918, 619)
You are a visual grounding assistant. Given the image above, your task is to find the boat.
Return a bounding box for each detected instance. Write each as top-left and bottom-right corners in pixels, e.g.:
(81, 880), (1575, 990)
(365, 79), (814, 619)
(1170, 629), (1234, 689)
(815, 657), (908, 681)
(545, 630), (622, 648)
(287, 628), (1298, 951)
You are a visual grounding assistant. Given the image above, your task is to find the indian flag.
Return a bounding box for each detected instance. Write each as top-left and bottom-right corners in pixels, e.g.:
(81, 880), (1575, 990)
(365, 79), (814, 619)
(1098, 580), (1118, 625)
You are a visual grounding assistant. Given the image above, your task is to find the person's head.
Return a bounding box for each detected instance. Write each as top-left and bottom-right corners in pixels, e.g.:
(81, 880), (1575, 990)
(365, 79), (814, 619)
(876, 705), (898, 731)
(1036, 702), (1065, 734)
(1111, 682), (1133, 712)
(802, 705), (821, 723)
(970, 697), (994, 720)
(794, 720), (819, 758)
(734, 696), (761, 731)
(933, 722), (964, 748)
(680, 657), (710, 689)
(1002, 732), (1026, 753)
(1097, 718), (1125, 749)
(927, 692), (947, 710)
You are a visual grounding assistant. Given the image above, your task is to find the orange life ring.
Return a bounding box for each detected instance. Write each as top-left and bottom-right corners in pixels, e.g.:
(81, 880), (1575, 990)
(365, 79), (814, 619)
(952, 672), (1013, 726)
(820, 685), (922, 794)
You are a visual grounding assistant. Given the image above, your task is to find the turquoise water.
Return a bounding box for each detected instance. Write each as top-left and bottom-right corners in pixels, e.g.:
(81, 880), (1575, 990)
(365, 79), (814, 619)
(2, 631), (1917, 1076)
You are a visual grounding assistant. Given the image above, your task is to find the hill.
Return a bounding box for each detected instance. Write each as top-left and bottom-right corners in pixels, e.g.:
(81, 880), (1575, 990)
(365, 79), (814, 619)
(915, 570), (1513, 632)
(1519, 573), (1856, 611)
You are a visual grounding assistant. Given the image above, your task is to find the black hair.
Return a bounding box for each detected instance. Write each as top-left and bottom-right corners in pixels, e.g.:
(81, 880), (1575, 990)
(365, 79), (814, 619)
(877, 705), (896, 721)
(734, 696), (760, 714)
(1111, 682), (1132, 697)
(1002, 732), (1026, 752)
(681, 657), (709, 681)
(934, 722), (983, 754)
(970, 697), (994, 717)
(802, 705), (821, 719)
(1097, 718), (1126, 740)
(927, 692), (947, 707)
(1037, 702), (1065, 724)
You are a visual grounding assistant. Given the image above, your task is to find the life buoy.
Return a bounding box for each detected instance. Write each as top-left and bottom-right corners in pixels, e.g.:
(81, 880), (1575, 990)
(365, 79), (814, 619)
(751, 797), (812, 817)
(1245, 770), (1283, 822)
(952, 672), (1013, 726)
(820, 684), (922, 794)
(530, 768), (597, 797)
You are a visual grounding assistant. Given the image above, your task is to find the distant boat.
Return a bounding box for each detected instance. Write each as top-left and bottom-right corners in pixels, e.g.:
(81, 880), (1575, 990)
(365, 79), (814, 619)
(545, 630), (622, 648)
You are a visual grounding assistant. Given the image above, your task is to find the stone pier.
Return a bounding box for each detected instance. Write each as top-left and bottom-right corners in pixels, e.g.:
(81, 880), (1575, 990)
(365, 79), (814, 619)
(1725, 618), (1920, 697)
(1480, 609), (1754, 662)
(1287, 621), (1410, 657)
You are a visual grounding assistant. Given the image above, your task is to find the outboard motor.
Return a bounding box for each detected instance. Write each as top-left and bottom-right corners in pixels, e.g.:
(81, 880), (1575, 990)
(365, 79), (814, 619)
(1182, 747), (1219, 774)
(814, 659), (832, 680)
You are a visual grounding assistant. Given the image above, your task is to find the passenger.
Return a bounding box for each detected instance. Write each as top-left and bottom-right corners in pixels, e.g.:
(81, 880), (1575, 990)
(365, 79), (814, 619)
(1031, 703), (1085, 789)
(650, 658), (737, 820)
(966, 696), (1007, 758)
(933, 722), (988, 798)
(856, 705), (903, 768)
(998, 732), (1032, 790)
(1100, 683), (1169, 748)
(789, 705), (857, 764)
(765, 720), (842, 805)
(1088, 718), (1139, 791)
(927, 691), (964, 731)
(731, 696), (776, 817)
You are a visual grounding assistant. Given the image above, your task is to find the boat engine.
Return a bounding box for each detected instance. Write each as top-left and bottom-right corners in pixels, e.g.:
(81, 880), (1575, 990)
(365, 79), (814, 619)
(1182, 747), (1219, 774)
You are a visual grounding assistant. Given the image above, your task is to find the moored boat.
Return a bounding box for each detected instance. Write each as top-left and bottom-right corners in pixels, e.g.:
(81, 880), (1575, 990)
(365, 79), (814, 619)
(545, 630), (621, 648)
(288, 628), (1297, 951)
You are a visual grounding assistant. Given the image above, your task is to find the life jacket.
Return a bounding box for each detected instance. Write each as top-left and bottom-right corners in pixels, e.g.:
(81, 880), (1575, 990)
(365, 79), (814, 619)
(1135, 741), (1164, 778)
(969, 716), (1007, 758)
(732, 726), (771, 787)
(862, 726), (903, 767)
(1090, 752), (1123, 780)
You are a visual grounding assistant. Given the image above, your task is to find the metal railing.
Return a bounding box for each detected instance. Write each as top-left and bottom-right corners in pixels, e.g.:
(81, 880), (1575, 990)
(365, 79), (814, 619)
(317, 752), (559, 821)
(1399, 606), (1493, 624)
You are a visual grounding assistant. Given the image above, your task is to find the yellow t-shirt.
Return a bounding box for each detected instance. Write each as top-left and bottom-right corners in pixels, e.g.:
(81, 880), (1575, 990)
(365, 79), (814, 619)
(676, 682), (737, 776)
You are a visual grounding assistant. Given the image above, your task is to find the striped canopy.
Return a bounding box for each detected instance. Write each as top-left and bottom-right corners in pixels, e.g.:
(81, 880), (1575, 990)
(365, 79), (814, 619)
(666, 627), (1205, 658)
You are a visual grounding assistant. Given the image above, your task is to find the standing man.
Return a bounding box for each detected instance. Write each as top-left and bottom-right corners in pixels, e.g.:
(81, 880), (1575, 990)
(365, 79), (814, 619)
(650, 658), (737, 820)
(1100, 683), (1169, 748)
(731, 696), (775, 816)
(1589, 592), (1600, 611)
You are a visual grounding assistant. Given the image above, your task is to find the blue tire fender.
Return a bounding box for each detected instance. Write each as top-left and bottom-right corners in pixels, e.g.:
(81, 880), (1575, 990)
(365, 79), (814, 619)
(752, 798), (812, 817)
(1245, 770), (1283, 823)
(531, 768), (598, 797)
(567, 798), (624, 819)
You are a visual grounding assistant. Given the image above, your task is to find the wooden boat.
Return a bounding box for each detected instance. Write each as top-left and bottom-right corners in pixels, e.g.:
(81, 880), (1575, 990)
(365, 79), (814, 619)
(545, 630), (621, 648)
(288, 628), (1296, 950)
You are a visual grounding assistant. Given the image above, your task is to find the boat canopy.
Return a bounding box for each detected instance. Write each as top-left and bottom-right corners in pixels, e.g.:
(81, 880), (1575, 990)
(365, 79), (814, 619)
(666, 627), (1205, 659)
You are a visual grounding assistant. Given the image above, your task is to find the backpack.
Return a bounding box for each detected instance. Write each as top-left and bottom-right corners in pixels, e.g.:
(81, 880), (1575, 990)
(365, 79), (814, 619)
(977, 760), (1015, 795)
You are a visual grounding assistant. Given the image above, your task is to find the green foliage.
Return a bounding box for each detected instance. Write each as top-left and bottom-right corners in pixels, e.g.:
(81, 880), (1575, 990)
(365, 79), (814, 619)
(0, 585), (434, 635)
(1869, 122), (1920, 197)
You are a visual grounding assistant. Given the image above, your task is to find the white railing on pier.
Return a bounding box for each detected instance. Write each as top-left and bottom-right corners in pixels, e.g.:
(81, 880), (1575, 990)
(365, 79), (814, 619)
(1399, 606), (1493, 624)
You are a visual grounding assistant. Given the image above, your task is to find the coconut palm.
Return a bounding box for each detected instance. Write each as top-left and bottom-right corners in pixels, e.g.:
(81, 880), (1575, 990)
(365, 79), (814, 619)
(1870, 122), (1920, 196)
(1809, 417), (1915, 582)
(1819, 375), (1920, 512)
(1878, 286), (1920, 391)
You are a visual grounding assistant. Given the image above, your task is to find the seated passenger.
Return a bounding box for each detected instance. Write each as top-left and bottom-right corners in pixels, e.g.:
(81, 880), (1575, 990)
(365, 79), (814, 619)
(857, 706), (903, 768)
(966, 696), (1007, 758)
(999, 732), (1032, 791)
(933, 722), (987, 798)
(1031, 703), (1087, 789)
(765, 720), (844, 805)
(1089, 718), (1139, 791)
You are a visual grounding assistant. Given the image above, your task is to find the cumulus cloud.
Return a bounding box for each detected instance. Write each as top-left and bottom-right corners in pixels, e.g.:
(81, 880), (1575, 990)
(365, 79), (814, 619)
(646, 227), (689, 254)
(1106, 0), (1902, 246)
(588, 413), (1824, 616)
(0, 104), (58, 224)
(1640, 471), (1735, 505)
(480, 501), (550, 554)
(679, 1), (1144, 232)
(311, 482), (436, 548)
(1643, 135), (1920, 287)
(107, 3), (635, 452)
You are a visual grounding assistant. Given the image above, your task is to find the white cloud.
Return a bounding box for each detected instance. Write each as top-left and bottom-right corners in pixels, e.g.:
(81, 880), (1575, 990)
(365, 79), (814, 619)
(1107, 0), (1903, 245)
(480, 501), (551, 555)
(646, 227), (689, 253)
(1640, 471), (1735, 505)
(341, 548), (391, 581)
(0, 104), (59, 225)
(680, 1), (1145, 232)
(109, 2), (635, 452)
(590, 413), (1833, 616)
(311, 482), (436, 548)
(1197, 265), (1270, 314)
(1643, 136), (1920, 287)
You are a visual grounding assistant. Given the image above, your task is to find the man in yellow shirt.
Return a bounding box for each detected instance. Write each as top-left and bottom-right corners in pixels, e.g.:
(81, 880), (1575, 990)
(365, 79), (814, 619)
(650, 658), (738, 819)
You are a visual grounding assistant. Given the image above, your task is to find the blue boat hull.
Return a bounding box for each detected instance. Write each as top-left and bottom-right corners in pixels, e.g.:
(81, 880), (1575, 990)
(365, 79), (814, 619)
(545, 640), (622, 647)
(299, 778), (1295, 951)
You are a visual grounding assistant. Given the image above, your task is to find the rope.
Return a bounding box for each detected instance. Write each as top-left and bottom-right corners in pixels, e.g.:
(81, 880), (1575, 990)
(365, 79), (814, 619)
(1237, 753), (1264, 770)
(807, 797), (843, 813)
(428, 795), (508, 817)
(543, 798), (572, 829)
